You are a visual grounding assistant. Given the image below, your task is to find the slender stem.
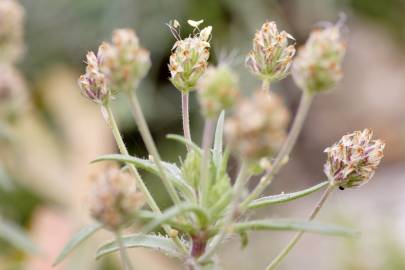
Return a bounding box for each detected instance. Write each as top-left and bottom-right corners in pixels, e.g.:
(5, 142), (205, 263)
(199, 163), (250, 263)
(102, 104), (187, 254)
(200, 119), (215, 206)
(182, 92), (192, 151)
(240, 91), (314, 210)
(116, 229), (134, 270)
(265, 184), (335, 270)
(127, 91), (181, 205)
(262, 79), (270, 92)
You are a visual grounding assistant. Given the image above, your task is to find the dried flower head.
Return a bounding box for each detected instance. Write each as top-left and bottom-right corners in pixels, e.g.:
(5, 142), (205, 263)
(292, 21), (346, 93)
(168, 20), (212, 92)
(99, 29), (151, 93)
(89, 167), (145, 229)
(196, 65), (239, 118)
(246, 21), (295, 82)
(324, 129), (385, 189)
(0, 64), (27, 118)
(0, 0), (25, 63)
(78, 50), (108, 104)
(225, 91), (290, 162)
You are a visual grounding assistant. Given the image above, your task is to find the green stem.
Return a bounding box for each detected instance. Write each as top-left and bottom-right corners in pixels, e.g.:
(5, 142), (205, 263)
(265, 184), (335, 270)
(200, 119), (215, 206)
(116, 229), (134, 270)
(102, 104), (187, 254)
(199, 162), (250, 263)
(262, 79), (270, 92)
(240, 91), (314, 210)
(182, 92), (192, 151)
(127, 91), (181, 205)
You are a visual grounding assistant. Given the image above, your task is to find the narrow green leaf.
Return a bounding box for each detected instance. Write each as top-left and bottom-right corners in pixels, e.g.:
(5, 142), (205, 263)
(213, 111), (225, 167)
(53, 223), (102, 266)
(96, 234), (183, 259)
(0, 218), (38, 254)
(166, 134), (202, 154)
(248, 181), (329, 209)
(143, 203), (210, 233)
(233, 219), (359, 237)
(92, 154), (196, 202)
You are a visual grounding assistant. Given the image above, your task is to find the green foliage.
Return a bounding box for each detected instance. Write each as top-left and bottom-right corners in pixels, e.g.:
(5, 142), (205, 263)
(182, 150), (202, 189)
(232, 219), (359, 237)
(96, 234), (183, 260)
(248, 181), (329, 209)
(0, 218), (38, 255)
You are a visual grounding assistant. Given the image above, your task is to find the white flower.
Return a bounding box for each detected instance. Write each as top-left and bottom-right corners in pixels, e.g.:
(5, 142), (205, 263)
(168, 20), (212, 92)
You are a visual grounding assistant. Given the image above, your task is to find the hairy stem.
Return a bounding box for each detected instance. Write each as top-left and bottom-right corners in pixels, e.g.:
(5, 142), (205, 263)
(240, 91), (314, 210)
(200, 119), (215, 206)
(199, 162), (250, 263)
(116, 229), (134, 270)
(102, 104), (187, 253)
(262, 79), (270, 92)
(182, 92), (192, 151)
(127, 91), (181, 205)
(265, 184), (335, 270)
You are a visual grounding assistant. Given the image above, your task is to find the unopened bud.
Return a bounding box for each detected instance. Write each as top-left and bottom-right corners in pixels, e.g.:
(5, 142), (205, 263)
(196, 65), (239, 118)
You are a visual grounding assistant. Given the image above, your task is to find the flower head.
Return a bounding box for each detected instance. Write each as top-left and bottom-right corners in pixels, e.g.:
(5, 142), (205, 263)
(100, 29), (151, 93)
(225, 91), (290, 163)
(0, 0), (25, 63)
(324, 129), (385, 189)
(78, 50), (108, 104)
(89, 167), (145, 230)
(196, 65), (239, 118)
(292, 21), (346, 93)
(168, 20), (211, 92)
(246, 21), (295, 82)
(78, 29), (151, 103)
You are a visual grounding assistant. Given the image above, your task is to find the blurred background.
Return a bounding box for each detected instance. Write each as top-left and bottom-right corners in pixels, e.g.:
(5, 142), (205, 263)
(0, 0), (404, 269)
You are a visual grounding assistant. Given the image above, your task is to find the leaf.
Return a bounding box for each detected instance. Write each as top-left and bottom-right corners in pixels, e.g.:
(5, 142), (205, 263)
(92, 154), (196, 202)
(213, 111), (225, 168)
(96, 234), (183, 260)
(232, 219), (359, 237)
(53, 223), (102, 266)
(166, 134), (202, 154)
(248, 181), (329, 209)
(0, 218), (38, 254)
(143, 203), (210, 233)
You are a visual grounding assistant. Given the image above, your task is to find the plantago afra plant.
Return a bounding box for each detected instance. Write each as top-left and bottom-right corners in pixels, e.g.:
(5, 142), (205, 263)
(56, 18), (386, 270)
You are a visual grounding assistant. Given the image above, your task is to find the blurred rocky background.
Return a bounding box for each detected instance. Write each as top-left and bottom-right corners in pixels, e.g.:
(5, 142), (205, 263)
(0, 0), (404, 269)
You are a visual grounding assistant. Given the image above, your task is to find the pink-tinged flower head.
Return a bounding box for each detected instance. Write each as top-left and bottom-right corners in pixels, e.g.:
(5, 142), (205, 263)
(324, 129), (385, 188)
(225, 91), (290, 163)
(246, 21), (295, 82)
(78, 50), (108, 104)
(292, 21), (346, 93)
(89, 167), (145, 230)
